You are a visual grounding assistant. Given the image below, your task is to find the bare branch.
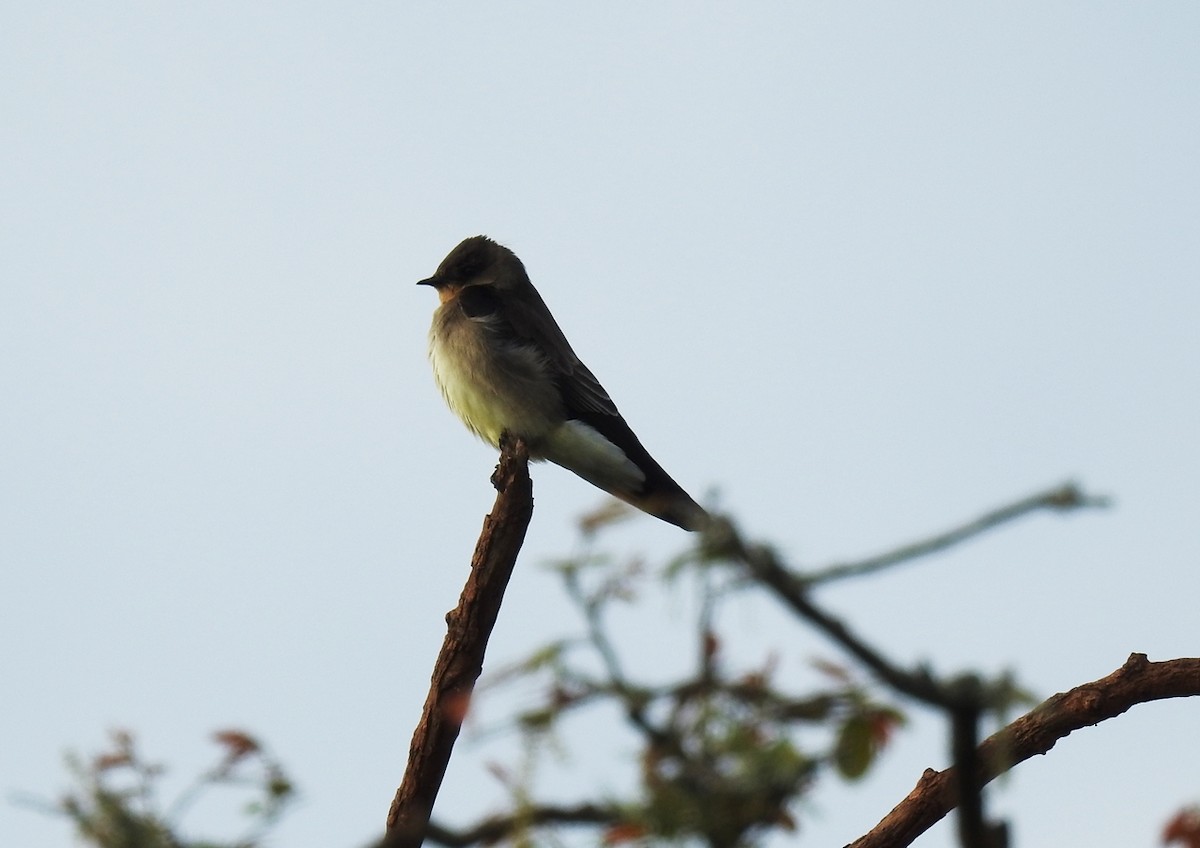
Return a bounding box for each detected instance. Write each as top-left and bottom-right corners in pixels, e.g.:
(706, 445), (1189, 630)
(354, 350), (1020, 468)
(712, 521), (955, 708)
(805, 482), (1110, 587)
(710, 483), (1106, 847)
(849, 654), (1200, 848)
(424, 803), (622, 847)
(384, 436), (534, 848)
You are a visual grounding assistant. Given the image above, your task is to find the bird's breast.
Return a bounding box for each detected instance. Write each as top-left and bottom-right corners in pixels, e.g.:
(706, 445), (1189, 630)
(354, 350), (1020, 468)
(428, 306), (563, 448)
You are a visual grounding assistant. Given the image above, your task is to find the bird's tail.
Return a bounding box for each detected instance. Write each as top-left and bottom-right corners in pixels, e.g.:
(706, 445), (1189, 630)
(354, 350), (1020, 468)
(622, 485), (710, 532)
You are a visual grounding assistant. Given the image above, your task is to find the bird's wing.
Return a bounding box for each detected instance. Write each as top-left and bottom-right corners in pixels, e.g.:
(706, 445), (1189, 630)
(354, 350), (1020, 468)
(459, 283), (706, 531)
(462, 284), (618, 417)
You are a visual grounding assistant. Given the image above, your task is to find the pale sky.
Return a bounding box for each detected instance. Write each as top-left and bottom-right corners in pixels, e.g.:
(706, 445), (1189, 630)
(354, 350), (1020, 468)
(2, 4), (1198, 848)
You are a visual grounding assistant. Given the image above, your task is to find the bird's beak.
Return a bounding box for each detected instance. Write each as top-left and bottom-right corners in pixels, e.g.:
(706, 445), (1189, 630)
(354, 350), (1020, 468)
(417, 277), (437, 287)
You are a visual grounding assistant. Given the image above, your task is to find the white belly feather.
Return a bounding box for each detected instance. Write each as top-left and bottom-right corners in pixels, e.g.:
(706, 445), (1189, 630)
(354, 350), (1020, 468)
(428, 308), (560, 448)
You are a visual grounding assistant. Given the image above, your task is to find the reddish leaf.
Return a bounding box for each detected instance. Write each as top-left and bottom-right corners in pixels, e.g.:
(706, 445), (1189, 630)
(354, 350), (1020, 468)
(773, 808), (798, 832)
(703, 630), (720, 661)
(868, 709), (904, 748)
(213, 729), (261, 762)
(92, 752), (132, 771)
(1163, 807), (1200, 848)
(603, 822), (648, 844)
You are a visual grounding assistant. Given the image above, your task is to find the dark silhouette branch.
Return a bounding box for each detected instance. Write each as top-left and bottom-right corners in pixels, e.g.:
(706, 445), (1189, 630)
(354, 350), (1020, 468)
(711, 483), (1106, 709)
(424, 803), (622, 847)
(714, 521), (957, 708)
(706, 485), (1107, 847)
(805, 481), (1109, 587)
(849, 654), (1200, 848)
(946, 678), (1007, 848)
(950, 702), (986, 848)
(384, 435), (534, 848)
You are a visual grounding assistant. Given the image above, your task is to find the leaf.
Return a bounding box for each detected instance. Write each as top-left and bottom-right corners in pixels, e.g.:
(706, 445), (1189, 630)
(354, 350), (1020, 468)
(867, 706), (906, 749)
(213, 729), (261, 763)
(1163, 806), (1200, 848)
(603, 821), (648, 844)
(834, 715), (875, 780)
(810, 657), (854, 684)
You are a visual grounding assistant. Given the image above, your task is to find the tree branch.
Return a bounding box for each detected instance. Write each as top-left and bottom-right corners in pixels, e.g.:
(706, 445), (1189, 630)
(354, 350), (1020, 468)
(849, 654), (1200, 848)
(716, 483), (1105, 848)
(714, 522), (955, 708)
(424, 803), (622, 847)
(384, 436), (534, 848)
(710, 484), (1101, 711)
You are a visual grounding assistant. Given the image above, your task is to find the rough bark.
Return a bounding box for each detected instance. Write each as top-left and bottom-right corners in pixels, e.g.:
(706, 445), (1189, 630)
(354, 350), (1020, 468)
(385, 437), (534, 847)
(849, 654), (1200, 848)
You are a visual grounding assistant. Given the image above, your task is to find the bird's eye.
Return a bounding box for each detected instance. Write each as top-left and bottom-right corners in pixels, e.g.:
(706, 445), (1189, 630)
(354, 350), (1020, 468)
(459, 285), (501, 319)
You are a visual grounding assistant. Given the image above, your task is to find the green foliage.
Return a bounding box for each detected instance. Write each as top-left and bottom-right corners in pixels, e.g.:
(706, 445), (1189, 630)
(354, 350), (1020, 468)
(53, 728), (294, 848)
(833, 706), (905, 781)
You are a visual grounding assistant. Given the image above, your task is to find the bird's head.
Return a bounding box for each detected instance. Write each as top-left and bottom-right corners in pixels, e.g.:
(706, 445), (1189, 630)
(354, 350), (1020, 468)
(418, 235), (526, 303)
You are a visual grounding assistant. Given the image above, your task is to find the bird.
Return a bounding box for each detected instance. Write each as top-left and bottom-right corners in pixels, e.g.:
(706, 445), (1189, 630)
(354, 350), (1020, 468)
(418, 235), (708, 531)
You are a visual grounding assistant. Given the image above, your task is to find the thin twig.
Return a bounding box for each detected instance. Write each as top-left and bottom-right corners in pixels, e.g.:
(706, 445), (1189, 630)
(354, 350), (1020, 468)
(565, 565), (676, 751)
(805, 482), (1110, 587)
